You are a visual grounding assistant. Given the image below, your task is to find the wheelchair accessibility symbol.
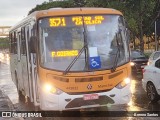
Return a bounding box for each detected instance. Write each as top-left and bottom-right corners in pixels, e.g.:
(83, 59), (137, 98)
(89, 56), (101, 69)
(91, 59), (99, 67)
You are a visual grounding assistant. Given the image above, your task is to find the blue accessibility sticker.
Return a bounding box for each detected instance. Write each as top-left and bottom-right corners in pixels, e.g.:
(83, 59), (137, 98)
(89, 56), (101, 69)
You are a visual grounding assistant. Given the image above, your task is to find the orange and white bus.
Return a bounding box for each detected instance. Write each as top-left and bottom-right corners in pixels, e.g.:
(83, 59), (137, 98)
(9, 8), (131, 111)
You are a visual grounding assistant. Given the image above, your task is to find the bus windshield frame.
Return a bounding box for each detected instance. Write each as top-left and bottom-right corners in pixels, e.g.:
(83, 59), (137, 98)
(38, 14), (130, 72)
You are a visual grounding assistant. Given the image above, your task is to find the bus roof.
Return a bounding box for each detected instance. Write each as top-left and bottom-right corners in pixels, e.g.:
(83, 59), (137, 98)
(10, 7), (123, 31)
(36, 7), (123, 19)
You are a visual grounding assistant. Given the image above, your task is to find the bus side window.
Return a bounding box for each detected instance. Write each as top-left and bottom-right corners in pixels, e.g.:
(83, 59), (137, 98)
(21, 27), (26, 55)
(14, 32), (18, 54)
(26, 26), (30, 48)
(10, 33), (13, 53)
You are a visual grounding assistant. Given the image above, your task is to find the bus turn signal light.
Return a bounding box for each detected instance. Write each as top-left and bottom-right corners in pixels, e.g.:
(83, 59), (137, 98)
(116, 78), (130, 89)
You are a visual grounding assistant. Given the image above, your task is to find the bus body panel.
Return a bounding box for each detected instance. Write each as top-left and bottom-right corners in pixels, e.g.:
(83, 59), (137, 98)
(38, 64), (130, 94)
(10, 21), (39, 105)
(38, 63), (131, 110)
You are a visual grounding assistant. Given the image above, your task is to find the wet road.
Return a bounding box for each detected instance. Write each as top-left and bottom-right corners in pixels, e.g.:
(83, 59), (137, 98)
(0, 61), (160, 120)
(130, 75), (160, 111)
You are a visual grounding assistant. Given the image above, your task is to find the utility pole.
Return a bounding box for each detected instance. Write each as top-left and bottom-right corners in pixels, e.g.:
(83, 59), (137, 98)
(155, 20), (158, 51)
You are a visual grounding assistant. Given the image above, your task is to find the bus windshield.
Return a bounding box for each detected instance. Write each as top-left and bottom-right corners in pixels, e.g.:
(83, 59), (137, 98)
(39, 15), (129, 72)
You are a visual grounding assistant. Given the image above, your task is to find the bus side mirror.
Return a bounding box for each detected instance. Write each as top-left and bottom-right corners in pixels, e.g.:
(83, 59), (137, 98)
(30, 36), (36, 53)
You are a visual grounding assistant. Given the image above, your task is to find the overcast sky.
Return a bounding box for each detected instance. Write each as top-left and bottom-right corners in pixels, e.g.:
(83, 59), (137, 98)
(0, 0), (48, 26)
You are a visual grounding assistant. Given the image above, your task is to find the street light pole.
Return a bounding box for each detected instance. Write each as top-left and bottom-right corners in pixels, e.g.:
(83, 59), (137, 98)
(155, 20), (158, 51)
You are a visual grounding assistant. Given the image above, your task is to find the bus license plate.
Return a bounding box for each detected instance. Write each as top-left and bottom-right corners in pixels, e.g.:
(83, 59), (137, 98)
(83, 94), (99, 100)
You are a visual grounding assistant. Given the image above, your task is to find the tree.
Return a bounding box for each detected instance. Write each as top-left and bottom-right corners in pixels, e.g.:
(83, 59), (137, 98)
(0, 37), (9, 50)
(28, 0), (75, 14)
(28, 0), (159, 51)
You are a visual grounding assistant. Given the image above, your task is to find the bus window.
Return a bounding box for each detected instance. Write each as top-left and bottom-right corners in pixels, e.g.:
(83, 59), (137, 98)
(39, 20), (85, 70)
(21, 27), (26, 55)
(13, 32), (17, 54)
(10, 33), (14, 53)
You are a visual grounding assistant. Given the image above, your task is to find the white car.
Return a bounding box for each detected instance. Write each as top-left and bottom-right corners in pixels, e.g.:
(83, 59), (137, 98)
(142, 56), (160, 102)
(148, 51), (160, 65)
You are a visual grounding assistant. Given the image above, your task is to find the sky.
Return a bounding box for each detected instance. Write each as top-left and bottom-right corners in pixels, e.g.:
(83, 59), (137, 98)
(0, 0), (49, 26)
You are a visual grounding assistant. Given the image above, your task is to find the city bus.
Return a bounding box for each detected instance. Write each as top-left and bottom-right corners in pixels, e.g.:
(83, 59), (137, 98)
(9, 8), (131, 111)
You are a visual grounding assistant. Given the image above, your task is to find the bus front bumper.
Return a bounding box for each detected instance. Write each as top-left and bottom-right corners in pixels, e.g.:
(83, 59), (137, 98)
(39, 84), (131, 111)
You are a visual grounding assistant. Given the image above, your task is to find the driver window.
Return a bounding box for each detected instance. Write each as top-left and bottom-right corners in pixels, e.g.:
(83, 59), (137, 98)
(155, 59), (160, 68)
(153, 52), (160, 60)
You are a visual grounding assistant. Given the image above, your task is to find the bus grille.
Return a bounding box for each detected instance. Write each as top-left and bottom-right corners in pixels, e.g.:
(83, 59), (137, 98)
(52, 76), (69, 82)
(108, 71), (123, 79)
(65, 95), (114, 108)
(75, 77), (103, 82)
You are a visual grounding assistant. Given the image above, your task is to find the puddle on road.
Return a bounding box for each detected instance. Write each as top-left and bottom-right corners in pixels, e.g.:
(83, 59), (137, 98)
(0, 81), (19, 104)
(128, 78), (160, 111)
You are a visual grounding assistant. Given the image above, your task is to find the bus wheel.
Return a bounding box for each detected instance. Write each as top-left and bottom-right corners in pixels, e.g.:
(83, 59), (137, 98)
(18, 91), (25, 102)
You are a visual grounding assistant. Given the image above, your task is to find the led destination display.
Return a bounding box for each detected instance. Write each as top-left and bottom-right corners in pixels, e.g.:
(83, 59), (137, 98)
(49, 16), (105, 27)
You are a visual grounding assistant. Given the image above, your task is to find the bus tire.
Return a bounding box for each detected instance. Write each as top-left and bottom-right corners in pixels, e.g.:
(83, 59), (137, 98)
(18, 91), (25, 102)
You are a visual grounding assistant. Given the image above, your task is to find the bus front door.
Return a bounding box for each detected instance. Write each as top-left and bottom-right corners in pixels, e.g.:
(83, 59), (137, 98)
(20, 27), (30, 99)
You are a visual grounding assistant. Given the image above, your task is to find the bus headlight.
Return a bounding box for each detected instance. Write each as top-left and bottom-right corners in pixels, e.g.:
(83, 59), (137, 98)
(45, 84), (52, 92)
(44, 84), (63, 95)
(130, 62), (135, 66)
(116, 78), (130, 89)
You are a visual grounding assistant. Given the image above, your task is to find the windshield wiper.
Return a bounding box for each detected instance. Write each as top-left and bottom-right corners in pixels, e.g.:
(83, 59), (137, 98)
(63, 43), (88, 75)
(111, 33), (121, 72)
(63, 14), (88, 75)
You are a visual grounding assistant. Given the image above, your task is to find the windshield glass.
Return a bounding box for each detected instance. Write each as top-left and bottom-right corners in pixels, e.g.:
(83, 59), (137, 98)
(131, 51), (146, 59)
(39, 15), (129, 72)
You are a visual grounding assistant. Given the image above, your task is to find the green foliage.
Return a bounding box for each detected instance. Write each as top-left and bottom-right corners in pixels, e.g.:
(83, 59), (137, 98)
(0, 37), (9, 50)
(28, 0), (75, 14)
(85, 0), (108, 7)
(28, 0), (160, 51)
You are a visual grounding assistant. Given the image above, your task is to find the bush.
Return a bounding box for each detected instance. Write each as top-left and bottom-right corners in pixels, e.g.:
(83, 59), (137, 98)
(0, 37), (9, 50)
